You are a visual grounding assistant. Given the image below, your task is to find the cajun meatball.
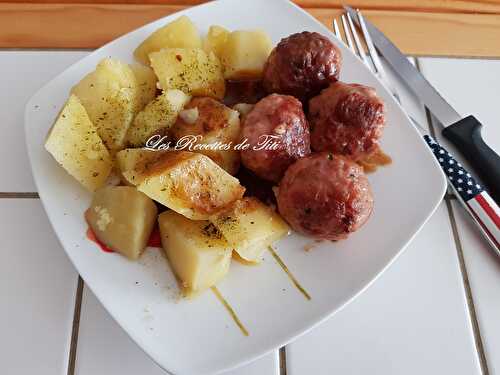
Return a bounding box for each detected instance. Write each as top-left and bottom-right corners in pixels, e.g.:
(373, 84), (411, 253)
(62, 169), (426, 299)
(262, 31), (342, 102)
(241, 94), (310, 182)
(309, 82), (386, 161)
(277, 153), (373, 240)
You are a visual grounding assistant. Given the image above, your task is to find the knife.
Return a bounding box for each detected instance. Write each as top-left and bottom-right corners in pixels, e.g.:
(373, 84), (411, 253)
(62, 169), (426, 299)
(344, 6), (499, 253)
(345, 5), (500, 204)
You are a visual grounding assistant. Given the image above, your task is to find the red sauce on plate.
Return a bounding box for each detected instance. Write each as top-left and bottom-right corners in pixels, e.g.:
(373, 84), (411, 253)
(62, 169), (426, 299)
(86, 225), (162, 254)
(86, 227), (114, 253)
(147, 226), (162, 248)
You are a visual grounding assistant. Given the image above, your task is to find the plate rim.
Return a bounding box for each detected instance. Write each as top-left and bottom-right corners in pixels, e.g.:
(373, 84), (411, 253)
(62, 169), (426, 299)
(23, 0), (448, 373)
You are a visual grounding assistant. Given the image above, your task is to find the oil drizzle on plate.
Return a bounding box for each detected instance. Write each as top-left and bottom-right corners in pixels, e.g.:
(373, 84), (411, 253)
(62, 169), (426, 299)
(211, 286), (249, 336)
(267, 246), (311, 301)
(358, 147), (392, 173)
(232, 251), (260, 266)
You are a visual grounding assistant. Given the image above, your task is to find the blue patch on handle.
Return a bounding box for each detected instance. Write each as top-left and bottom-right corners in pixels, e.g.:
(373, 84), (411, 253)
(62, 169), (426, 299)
(423, 135), (482, 200)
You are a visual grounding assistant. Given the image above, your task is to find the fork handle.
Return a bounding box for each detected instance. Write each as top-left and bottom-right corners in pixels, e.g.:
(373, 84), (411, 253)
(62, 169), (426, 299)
(442, 115), (500, 203)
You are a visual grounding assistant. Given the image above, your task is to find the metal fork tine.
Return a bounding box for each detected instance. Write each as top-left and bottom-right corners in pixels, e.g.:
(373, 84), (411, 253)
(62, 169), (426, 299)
(346, 12), (370, 67)
(341, 15), (355, 52)
(357, 10), (384, 75)
(356, 9), (401, 102)
(333, 19), (341, 40)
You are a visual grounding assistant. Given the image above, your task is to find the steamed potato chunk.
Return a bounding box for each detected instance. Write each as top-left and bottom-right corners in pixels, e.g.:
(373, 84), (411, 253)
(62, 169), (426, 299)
(126, 151), (245, 220)
(203, 25), (229, 59)
(171, 97), (241, 174)
(116, 148), (168, 185)
(159, 210), (232, 296)
(86, 186), (158, 260)
(45, 95), (112, 192)
(126, 89), (190, 147)
(134, 15), (202, 65)
(220, 30), (272, 80)
(130, 64), (157, 110)
(149, 48), (225, 100)
(210, 197), (289, 263)
(71, 58), (138, 151)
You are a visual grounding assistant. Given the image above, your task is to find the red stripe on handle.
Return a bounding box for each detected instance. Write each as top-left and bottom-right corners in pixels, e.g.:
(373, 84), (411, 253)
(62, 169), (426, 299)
(466, 192), (500, 249)
(475, 193), (500, 229)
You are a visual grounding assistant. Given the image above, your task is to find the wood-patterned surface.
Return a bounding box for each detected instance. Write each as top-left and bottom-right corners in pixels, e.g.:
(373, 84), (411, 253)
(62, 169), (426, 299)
(2, 1), (500, 57)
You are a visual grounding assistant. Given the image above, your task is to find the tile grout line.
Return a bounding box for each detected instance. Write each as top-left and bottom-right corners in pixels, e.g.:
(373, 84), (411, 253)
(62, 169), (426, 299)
(2, 48), (500, 60)
(67, 276), (84, 375)
(0, 192), (39, 198)
(279, 346), (287, 375)
(415, 58), (489, 375)
(445, 198), (490, 375)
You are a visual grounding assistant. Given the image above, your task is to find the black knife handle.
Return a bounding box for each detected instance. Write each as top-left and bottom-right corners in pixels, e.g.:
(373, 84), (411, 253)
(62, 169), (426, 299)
(442, 115), (500, 203)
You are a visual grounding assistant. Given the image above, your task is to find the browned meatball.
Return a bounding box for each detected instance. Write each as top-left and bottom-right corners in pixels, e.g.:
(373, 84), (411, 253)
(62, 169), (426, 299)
(262, 31), (342, 102)
(241, 94), (310, 182)
(277, 153), (373, 240)
(309, 82), (386, 161)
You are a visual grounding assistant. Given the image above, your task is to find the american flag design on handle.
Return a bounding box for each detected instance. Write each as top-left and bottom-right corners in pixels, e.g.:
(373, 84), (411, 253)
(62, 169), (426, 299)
(424, 135), (500, 249)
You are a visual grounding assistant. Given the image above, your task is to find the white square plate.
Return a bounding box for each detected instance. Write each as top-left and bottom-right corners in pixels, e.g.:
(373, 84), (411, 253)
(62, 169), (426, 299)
(24, 0), (447, 373)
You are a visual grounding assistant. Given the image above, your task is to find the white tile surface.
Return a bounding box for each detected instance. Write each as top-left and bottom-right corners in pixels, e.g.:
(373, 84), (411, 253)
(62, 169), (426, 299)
(0, 51), (88, 192)
(75, 286), (279, 375)
(286, 204), (481, 375)
(0, 199), (78, 375)
(420, 58), (500, 375)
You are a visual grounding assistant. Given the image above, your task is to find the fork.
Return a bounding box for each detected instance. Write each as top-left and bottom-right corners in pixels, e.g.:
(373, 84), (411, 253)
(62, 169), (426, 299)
(334, 9), (500, 254)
